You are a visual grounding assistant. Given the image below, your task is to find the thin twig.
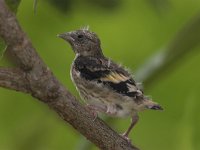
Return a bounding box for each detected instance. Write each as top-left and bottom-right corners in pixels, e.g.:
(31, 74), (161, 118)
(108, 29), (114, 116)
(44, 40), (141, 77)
(136, 13), (200, 86)
(33, 0), (38, 15)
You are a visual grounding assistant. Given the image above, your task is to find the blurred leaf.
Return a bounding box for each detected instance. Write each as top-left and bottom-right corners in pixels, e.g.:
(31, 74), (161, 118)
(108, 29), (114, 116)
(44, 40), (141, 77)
(146, 0), (171, 13)
(48, 0), (72, 13)
(87, 0), (122, 10)
(47, 0), (121, 13)
(135, 13), (200, 86)
(5, 0), (21, 13)
(0, 0), (21, 60)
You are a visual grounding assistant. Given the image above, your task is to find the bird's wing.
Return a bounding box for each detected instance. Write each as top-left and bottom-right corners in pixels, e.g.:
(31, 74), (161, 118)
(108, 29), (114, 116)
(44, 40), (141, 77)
(74, 56), (142, 98)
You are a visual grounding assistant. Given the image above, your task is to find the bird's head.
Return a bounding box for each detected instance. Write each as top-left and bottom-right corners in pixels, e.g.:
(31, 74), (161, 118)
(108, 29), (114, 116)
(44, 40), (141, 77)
(58, 28), (103, 57)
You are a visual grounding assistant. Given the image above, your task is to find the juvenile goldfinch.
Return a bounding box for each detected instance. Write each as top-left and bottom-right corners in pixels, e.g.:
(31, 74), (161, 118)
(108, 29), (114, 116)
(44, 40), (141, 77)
(58, 28), (163, 138)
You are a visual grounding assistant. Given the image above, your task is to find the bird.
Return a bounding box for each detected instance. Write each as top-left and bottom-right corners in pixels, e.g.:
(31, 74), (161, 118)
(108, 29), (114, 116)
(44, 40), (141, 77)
(58, 27), (163, 139)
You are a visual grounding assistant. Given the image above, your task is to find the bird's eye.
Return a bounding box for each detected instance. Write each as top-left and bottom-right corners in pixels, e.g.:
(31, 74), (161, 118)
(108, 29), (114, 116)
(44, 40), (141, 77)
(78, 34), (83, 39)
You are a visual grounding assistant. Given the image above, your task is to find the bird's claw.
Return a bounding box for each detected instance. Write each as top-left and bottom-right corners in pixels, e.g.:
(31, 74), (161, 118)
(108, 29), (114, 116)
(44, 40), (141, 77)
(85, 104), (99, 121)
(120, 133), (132, 143)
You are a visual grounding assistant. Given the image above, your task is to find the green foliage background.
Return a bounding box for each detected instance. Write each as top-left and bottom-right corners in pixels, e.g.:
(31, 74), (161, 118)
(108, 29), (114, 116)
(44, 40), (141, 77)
(1, 0), (200, 150)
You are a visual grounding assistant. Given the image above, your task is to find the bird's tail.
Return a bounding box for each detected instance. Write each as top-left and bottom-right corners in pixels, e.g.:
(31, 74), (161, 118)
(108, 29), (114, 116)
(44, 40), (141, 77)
(143, 98), (163, 110)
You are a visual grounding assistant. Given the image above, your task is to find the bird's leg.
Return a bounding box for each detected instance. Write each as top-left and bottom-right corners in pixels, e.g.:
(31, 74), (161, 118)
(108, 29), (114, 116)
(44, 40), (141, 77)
(122, 114), (139, 139)
(85, 104), (107, 121)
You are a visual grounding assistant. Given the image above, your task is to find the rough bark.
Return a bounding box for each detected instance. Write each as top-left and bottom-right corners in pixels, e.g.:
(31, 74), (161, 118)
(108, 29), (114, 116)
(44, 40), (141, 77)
(0, 0), (139, 149)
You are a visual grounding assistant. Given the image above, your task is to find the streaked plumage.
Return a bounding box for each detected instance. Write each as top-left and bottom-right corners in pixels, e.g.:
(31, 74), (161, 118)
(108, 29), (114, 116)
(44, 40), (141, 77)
(58, 28), (163, 138)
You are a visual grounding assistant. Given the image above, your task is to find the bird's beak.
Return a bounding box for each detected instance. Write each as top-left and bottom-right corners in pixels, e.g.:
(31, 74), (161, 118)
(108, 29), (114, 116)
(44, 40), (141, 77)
(57, 33), (66, 39)
(57, 32), (75, 43)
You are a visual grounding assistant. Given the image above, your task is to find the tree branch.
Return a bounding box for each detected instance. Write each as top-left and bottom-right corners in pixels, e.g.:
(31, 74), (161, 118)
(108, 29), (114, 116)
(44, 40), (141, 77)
(0, 0), (138, 149)
(0, 67), (29, 92)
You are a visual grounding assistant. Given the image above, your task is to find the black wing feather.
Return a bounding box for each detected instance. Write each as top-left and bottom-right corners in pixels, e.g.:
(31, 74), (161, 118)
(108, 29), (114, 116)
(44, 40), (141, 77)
(74, 56), (138, 98)
(74, 56), (110, 80)
(103, 79), (138, 97)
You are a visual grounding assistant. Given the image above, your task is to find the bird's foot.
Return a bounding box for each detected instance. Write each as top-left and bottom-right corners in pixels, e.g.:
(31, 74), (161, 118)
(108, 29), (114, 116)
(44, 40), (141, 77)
(85, 104), (107, 121)
(106, 105), (117, 116)
(119, 114), (139, 143)
(120, 133), (132, 143)
(85, 104), (98, 121)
